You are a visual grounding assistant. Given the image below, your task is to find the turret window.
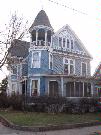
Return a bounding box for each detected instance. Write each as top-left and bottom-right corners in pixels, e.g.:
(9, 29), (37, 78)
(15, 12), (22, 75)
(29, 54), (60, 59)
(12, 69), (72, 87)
(32, 52), (41, 68)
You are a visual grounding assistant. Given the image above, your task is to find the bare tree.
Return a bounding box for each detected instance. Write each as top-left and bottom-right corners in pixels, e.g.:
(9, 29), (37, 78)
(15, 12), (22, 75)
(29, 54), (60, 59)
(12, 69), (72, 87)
(0, 12), (29, 69)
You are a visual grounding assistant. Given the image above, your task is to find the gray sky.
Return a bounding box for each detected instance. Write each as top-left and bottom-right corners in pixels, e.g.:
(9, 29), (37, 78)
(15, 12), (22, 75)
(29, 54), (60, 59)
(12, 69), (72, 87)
(0, 0), (100, 80)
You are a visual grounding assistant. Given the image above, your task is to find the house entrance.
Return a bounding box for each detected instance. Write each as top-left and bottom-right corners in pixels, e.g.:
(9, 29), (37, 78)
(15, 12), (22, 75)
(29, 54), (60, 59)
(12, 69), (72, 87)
(66, 82), (74, 97)
(49, 81), (58, 97)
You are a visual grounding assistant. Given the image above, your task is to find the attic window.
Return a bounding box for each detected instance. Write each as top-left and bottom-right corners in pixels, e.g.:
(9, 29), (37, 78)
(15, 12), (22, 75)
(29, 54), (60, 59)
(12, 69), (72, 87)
(32, 52), (41, 68)
(59, 37), (62, 47)
(63, 38), (66, 47)
(67, 39), (69, 48)
(71, 40), (74, 49)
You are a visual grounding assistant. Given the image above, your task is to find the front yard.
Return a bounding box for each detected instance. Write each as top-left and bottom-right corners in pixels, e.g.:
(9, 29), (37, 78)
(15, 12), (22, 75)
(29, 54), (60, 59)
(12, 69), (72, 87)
(0, 111), (99, 126)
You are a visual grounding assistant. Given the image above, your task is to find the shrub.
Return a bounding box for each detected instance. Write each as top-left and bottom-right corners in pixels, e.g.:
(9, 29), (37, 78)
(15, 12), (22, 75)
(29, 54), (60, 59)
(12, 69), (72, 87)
(9, 94), (23, 110)
(0, 93), (10, 108)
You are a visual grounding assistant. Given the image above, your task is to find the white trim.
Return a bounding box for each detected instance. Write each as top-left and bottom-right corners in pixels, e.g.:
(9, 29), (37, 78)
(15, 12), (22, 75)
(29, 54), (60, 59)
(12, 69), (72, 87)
(81, 62), (87, 76)
(63, 58), (75, 75)
(31, 51), (41, 68)
(53, 24), (92, 58)
(49, 53), (53, 69)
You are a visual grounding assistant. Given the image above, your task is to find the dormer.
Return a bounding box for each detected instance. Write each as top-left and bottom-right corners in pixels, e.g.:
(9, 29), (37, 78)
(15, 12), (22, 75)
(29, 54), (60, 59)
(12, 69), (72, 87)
(29, 10), (54, 47)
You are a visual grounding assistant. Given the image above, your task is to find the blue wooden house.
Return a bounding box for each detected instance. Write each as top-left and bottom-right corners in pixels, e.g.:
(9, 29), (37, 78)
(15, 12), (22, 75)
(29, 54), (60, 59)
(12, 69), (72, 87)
(7, 10), (95, 97)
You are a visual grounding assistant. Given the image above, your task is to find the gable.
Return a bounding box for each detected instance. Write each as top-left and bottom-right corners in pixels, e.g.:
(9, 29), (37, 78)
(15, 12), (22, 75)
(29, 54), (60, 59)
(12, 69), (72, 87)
(52, 24), (92, 58)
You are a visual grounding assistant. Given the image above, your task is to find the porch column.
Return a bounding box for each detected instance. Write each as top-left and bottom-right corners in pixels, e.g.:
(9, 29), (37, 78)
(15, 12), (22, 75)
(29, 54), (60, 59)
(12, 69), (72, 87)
(83, 82), (84, 97)
(36, 30), (38, 45)
(45, 30), (47, 46)
(61, 77), (64, 97)
(74, 82), (75, 97)
(25, 79), (26, 96)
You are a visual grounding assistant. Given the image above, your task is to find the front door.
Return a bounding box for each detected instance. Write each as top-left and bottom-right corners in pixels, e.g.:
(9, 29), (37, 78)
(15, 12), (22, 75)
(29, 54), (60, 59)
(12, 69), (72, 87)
(49, 81), (58, 97)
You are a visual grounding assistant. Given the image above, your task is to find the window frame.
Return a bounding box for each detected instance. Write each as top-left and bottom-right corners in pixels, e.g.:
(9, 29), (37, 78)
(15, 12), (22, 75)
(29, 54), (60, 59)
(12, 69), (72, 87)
(30, 79), (40, 96)
(31, 51), (41, 68)
(63, 58), (75, 75)
(81, 62), (87, 76)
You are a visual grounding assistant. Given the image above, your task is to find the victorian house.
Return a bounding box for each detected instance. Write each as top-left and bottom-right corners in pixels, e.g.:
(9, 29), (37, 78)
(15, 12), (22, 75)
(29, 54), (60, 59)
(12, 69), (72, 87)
(7, 10), (95, 97)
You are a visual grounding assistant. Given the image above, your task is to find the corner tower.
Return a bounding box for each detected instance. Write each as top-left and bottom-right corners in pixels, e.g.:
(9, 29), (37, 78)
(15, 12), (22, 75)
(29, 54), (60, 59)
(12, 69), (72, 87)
(29, 10), (54, 46)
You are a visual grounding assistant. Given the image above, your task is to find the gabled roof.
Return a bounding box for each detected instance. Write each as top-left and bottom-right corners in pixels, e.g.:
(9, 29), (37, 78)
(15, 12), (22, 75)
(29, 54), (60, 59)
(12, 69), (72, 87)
(30, 10), (53, 30)
(53, 24), (92, 59)
(9, 39), (30, 58)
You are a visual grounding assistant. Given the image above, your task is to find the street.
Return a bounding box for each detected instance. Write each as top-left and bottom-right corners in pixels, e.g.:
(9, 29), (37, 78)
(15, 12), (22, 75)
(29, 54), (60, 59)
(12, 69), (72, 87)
(0, 123), (101, 135)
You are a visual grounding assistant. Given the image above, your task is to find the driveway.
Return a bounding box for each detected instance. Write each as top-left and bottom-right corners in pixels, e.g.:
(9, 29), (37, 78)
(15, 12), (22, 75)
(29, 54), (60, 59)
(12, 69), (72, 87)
(0, 123), (101, 135)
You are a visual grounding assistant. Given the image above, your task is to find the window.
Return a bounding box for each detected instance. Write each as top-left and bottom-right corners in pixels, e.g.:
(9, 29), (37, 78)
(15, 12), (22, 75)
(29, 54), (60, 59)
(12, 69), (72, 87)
(11, 65), (17, 74)
(49, 54), (53, 69)
(67, 39), (69, 48)
(59, 37), (62, 47)
(32, 52), (41, 68)
(82, 63), (87, 76)
(12, 84), (16, 92)
(31, 80), (38, 96)
(63, 38), (66, 47)
(64, 58), (74, 74)
(71, 40), (74, 49)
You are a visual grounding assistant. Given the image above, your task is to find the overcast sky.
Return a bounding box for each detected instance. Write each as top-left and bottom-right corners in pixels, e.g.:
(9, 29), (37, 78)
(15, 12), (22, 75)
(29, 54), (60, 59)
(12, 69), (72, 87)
(0, 0), (100, 80)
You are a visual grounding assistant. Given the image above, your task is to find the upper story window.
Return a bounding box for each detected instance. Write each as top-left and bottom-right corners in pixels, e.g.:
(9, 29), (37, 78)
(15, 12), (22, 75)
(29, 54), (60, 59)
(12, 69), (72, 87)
(11, 65), (17, 74)
(64, 58), (74, 75)
(59, 37), (62, 47)
(49, 53), (53, 69)
(71, 40), (74, 49)
(32, 52), (41, 68)
(81, 63), (87, 76)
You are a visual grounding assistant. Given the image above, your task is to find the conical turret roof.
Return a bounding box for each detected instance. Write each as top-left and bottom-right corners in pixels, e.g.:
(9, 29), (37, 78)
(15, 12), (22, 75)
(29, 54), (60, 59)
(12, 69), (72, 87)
(30, 10), (53, 30)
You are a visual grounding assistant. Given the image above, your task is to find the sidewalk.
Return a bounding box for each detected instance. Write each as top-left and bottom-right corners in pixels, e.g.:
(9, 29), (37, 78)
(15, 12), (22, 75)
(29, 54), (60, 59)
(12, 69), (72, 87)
(0, 123), (101, 135)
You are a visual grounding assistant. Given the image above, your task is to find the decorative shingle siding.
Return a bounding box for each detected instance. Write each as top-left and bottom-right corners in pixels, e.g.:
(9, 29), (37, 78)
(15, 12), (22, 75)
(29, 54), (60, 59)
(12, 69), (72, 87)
(22, 64), (28, 76)
(28, 50), (52, 76)
(74, 41), (83, 52)
(53, 54), (63, 74)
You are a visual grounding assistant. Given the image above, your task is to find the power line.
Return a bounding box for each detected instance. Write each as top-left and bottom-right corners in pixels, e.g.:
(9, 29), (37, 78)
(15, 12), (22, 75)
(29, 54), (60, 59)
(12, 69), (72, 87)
(48, 0), (87, 15)
(48, 0), (101, 22)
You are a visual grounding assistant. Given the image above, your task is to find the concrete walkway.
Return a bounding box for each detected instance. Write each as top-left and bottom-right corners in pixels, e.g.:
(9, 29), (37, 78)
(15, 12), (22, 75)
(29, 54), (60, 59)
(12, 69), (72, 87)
(0, 123), (101, 135)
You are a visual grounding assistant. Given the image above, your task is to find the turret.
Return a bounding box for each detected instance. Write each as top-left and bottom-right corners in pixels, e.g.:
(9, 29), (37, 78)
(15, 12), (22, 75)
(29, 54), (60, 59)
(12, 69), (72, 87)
(29, 10), (54, 46)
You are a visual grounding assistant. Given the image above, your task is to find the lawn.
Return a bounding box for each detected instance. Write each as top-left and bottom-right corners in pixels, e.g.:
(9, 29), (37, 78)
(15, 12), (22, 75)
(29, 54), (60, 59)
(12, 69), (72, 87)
(0, 111), (99, 126)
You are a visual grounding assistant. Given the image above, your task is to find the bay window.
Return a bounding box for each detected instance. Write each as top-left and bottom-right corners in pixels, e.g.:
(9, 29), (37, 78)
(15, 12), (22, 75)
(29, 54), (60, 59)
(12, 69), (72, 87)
(64, 58), (74, 75)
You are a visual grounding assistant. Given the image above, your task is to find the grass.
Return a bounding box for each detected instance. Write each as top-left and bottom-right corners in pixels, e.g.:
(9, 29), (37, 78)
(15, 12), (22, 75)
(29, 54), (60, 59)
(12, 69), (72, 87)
(0, 111), (99, 126)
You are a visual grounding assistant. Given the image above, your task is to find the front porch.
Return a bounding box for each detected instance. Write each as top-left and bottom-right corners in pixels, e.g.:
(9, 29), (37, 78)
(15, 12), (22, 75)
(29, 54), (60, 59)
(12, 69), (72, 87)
(28, 75), (95, 98)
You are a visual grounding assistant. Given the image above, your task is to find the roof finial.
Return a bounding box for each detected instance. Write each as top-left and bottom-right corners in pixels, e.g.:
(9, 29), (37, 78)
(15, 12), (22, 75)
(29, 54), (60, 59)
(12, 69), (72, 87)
(40, 0), (44, 10)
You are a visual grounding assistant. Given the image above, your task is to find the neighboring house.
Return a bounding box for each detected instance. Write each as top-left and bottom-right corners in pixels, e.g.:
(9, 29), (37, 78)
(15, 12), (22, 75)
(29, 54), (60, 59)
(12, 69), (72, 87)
(7, 10), (95, 97)
(93, 62), (101, 97)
